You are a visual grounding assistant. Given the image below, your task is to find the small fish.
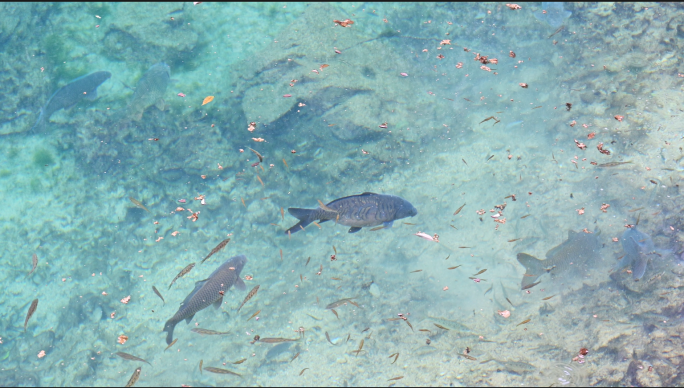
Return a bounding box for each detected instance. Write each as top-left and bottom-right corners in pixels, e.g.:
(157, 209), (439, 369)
(129, 197), (149, 212)
(283, 158), (289, 168)
(520, 214), (531, 219)
(506, 297), (514, 306)
(313, 221), (321, 229)
(532, 105), (542, 109)
(628, 207), (644, 213)
(521, 280), (541, 290)
(480, 116), (496, 124)
(462, 158), (468, 166)
(257, 175), (264, 187)
(458, 354), (477, 361)
(164, 338), (177, 351)
(403, 222), (416, 225)
(237, 285), (260, 313)
(390, 353), (400, 364)
(453, 203), (466, 215)
(280, 207), (284, 221)
(201, 238), (231, 264)
(168, 263), (196, 290)
(33, 71), (112, 130)
(280, 249), (283, 261)
(191, 328), (230, 335)
(305, 257), (311, 266)
(325, 331), (336, 345)
(352, 339), (364, 356)
(370, 226), (385, 231)
(410, 270), (422, 273)
(472, 269), (487, 276)
(331, 309), (339, 319)
(448, 266), (461, 270)
(199, 359), (203, 374)
(486, 155), (495, 162)
(326, 298), (355, 309)
(597, 161), (632, 168)
(405, 319), (414, 331)
(152, 286), (165, 305)
(233, 358), (247, 364)
(508, 238), (521, 242)
(28, 253), (38, 276)
(290, 352), (300, 362)
(204, 366), (241, 377)
(247, 310), (261, 321)
(116, 352), (152, 366)
(241, 197), (246, 208)
(542, 295), (556, 301)
(516, 318), (531, 327)
(246, 148), (263, 163)
(445, 255), (450, 260)
(459, 246), (472, 249)
(24, 299), (38, 331)
(434, 323), (449, 331)
(202, 96), (214, 106)
(331, 277), (341, 280)
(124, 367), (142, 387)
(388, 376), (404, 381)
(258, 337), (299, 344)
(548, 25), (565, 38)
(299, 368), (309, 376)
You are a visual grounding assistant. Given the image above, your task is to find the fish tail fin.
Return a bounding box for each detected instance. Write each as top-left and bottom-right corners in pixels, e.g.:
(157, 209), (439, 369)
(516, 253), (544, 290)
(632, 256), (649, 281)
(163, 320), (176, 345)
(285, 208), (315, 234)
(30, 108), (45, 133)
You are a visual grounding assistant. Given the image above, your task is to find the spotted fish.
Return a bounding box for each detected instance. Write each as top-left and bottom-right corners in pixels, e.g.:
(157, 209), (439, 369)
(33, 71), (111, 130)
(614, 227), (659, 280)
(517, 230), (601, 290)
(285, 192), (417, 234)
(128, 63), (170, 121)
(163, 255), (247, 345)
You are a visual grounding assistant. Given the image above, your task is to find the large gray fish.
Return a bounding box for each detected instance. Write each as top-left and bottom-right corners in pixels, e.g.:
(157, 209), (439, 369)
(128, 63), (170, 121)
(163, 255), (247, 345)
(32, 71), (111, 130)
(614, 227), (658, 280)
(285, 192), (417, 234)
(517, 230), (601, 290)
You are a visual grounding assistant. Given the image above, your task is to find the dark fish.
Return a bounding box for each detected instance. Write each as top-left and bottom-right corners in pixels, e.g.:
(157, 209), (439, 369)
(199, 359), (203, 374)
(128, 63), (170, 121)
(481, 359), (537, 375)
(233, 358), (247, 364)
(517, 230), (600, 290)
(204, 366), (241, 377)
(24, 299), (38, 331)
(191, 328), (230, 335)
(614, 227), (659, 280)
(33, 71), (111, 130)
(325, 331), (335, 345)
(236, 285), (259, 313)
(285, 192), (417, 234)
(116, 352), (151, 366)
(163, 255), (247, 345)
(521, 281), (541, 290)
(248, 148), (263, 162)
(168, 263), (196, 290)
(152, 286), (165, 305)
(597, 161), (632, 168)
(201, 238), (231, 264)
(124, 367), (142, 387)
(28, 253), (38, 276)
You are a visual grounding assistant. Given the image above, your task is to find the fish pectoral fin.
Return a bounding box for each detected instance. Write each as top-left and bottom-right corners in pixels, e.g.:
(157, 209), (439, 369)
(383, 221), (394, 229)
(235, 277), (246, 291)
(155, 98), (166, 111)
(348, 227), (362, 233)
(213, 297), (223, 309)
(185, 314), (195, 324)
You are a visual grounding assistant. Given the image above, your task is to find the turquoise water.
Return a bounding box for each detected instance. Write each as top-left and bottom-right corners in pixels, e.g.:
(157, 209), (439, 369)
(2, 2), (684, 386)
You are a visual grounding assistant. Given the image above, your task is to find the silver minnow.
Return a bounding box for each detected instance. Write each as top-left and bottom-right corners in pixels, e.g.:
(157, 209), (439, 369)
(128, 63), (170, 121)
(33, 71), (111, 129)
(614, 227), (657, 280)
(163, 255), (247, 344)
(285, 192), (417, 234)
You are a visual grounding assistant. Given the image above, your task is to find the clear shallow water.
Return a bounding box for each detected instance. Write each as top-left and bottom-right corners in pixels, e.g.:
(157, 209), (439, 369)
(2, 2), (684, 386)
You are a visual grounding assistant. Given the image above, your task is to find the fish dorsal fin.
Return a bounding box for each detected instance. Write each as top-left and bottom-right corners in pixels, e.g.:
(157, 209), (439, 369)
(318, 200), (337, 213)
(361, 192), (377, 195)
